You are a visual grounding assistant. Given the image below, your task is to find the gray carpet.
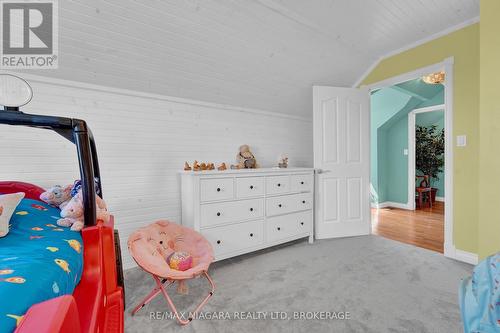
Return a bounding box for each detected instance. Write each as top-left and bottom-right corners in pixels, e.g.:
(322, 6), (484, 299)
(124, 235), (472, 333)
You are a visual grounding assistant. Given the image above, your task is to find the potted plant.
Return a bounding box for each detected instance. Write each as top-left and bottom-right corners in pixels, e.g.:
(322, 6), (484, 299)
(415, 124), (445, 203)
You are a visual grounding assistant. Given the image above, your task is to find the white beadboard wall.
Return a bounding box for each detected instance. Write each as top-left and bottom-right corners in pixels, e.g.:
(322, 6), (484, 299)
(0, 75), (313, 269)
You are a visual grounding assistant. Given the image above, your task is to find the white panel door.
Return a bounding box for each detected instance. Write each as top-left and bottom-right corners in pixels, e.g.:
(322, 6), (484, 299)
(313, 86), (370, 239)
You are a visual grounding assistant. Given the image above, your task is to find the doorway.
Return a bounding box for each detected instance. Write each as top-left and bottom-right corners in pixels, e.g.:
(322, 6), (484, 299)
(368, 64), (450, 254)
(313, 58), (462, 262)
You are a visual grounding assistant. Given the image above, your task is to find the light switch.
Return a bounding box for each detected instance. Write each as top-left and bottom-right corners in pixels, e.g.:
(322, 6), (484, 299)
(457, 135), (467, 147)
(403, 149), (408, 155)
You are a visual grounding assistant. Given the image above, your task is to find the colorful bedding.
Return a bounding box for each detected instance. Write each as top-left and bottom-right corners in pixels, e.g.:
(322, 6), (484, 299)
(459, 252), (500, 333)
(0, 198), (83, 333)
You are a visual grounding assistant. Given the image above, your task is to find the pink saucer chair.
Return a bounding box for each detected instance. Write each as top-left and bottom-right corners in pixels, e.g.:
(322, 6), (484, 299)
(128, 220), (215, 325)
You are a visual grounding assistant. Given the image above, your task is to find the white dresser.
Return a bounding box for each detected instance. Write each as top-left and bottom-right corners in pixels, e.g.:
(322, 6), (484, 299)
(180, 168), (314, 261)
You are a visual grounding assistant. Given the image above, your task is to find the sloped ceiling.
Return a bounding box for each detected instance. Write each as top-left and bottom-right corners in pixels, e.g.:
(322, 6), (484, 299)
(373, 78), (444, 130)
(21, 0), (478, 118)
(393, 80), (445, 101)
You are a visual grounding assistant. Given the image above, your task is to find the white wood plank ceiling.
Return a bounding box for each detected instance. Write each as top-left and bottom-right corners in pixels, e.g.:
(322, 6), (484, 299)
(23, 0), (479, 117)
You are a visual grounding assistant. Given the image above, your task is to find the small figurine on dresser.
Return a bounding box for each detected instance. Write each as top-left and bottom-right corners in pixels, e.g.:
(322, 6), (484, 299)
(232, 144), (258, 169)
(186, 161), (219, 171)
(278, 154), (288, 168)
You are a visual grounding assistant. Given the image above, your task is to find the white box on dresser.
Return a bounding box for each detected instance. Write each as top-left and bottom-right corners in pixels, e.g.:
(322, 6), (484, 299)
(180, 168), (314, 261)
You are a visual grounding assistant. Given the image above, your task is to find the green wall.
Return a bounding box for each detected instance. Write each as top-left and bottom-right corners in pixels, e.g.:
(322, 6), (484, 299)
(478, 0), (500, 258)
(370, 88), (413, 203)
(385, 114), (409, 202)
(371, 89), (444, 205)
(363, 23), (479, 254)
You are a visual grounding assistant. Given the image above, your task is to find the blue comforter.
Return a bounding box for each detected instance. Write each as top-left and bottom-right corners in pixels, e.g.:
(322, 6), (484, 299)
(460, 252), (500, 333)
(0, 198), (83, 332)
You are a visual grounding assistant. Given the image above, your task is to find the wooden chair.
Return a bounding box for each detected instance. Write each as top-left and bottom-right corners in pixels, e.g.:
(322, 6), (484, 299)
(416, 175), (432, 209)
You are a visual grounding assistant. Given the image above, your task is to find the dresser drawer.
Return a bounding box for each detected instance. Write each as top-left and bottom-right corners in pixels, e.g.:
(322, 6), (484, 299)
(200, 178), (234, 202)
(200, 198), (264, 227)
(266, 193), (312, 216)
(202, 220), (264, 257)
(291, 174), (314, 193)
(236, 177), (265, 198)
(267, 211), (312, 243)
(266, 175), (290, 195)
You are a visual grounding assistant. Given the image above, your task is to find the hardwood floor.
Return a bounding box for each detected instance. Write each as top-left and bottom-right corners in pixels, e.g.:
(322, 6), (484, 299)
(371, 201), (444, 253)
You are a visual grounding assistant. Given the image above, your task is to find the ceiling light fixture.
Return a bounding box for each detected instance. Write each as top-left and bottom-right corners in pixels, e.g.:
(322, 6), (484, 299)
(422, 71), (445, 84)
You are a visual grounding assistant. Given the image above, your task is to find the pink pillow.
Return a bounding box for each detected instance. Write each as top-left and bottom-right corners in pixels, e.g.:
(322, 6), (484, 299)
(0, 192), (25, 237)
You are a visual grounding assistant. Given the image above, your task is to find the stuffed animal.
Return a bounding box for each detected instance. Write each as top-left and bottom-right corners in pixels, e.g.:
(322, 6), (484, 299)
(167, 251), (193, 271)
(208, 163), (215, 170)
(40, 185), (73, 209)
(193, 160), (201, 171)
(217, 163), (227, 171)
(236, 144), (258, 169)
(58, 189), (110, 231)
(278, 156), (288, 168)
(184, 162), (192, 171)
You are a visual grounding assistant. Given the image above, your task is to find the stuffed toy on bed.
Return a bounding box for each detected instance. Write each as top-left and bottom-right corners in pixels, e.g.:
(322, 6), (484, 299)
(39, 184), (73, 209)
(58, 189), (110, 231)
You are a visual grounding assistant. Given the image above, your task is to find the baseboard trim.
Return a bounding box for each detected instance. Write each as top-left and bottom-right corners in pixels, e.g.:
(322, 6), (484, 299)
(436, 196), (445, 202)
(375, 201), (412, 210)
(445, 246), (478, 265)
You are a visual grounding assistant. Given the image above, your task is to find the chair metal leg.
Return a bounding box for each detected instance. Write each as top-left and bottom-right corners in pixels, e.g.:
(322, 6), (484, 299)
(131, 278), (174, 316)
(154, 271), (215, 326)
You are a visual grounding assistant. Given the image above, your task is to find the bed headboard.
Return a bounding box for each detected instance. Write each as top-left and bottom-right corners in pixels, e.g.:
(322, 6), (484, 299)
(0, 181), (45, 201)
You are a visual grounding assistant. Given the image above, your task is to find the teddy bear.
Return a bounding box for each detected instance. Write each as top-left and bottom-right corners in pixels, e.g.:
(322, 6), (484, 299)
(58, 189), (110, 231)
(235, 144), (258, 169)
(39, 184), (73, 209)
